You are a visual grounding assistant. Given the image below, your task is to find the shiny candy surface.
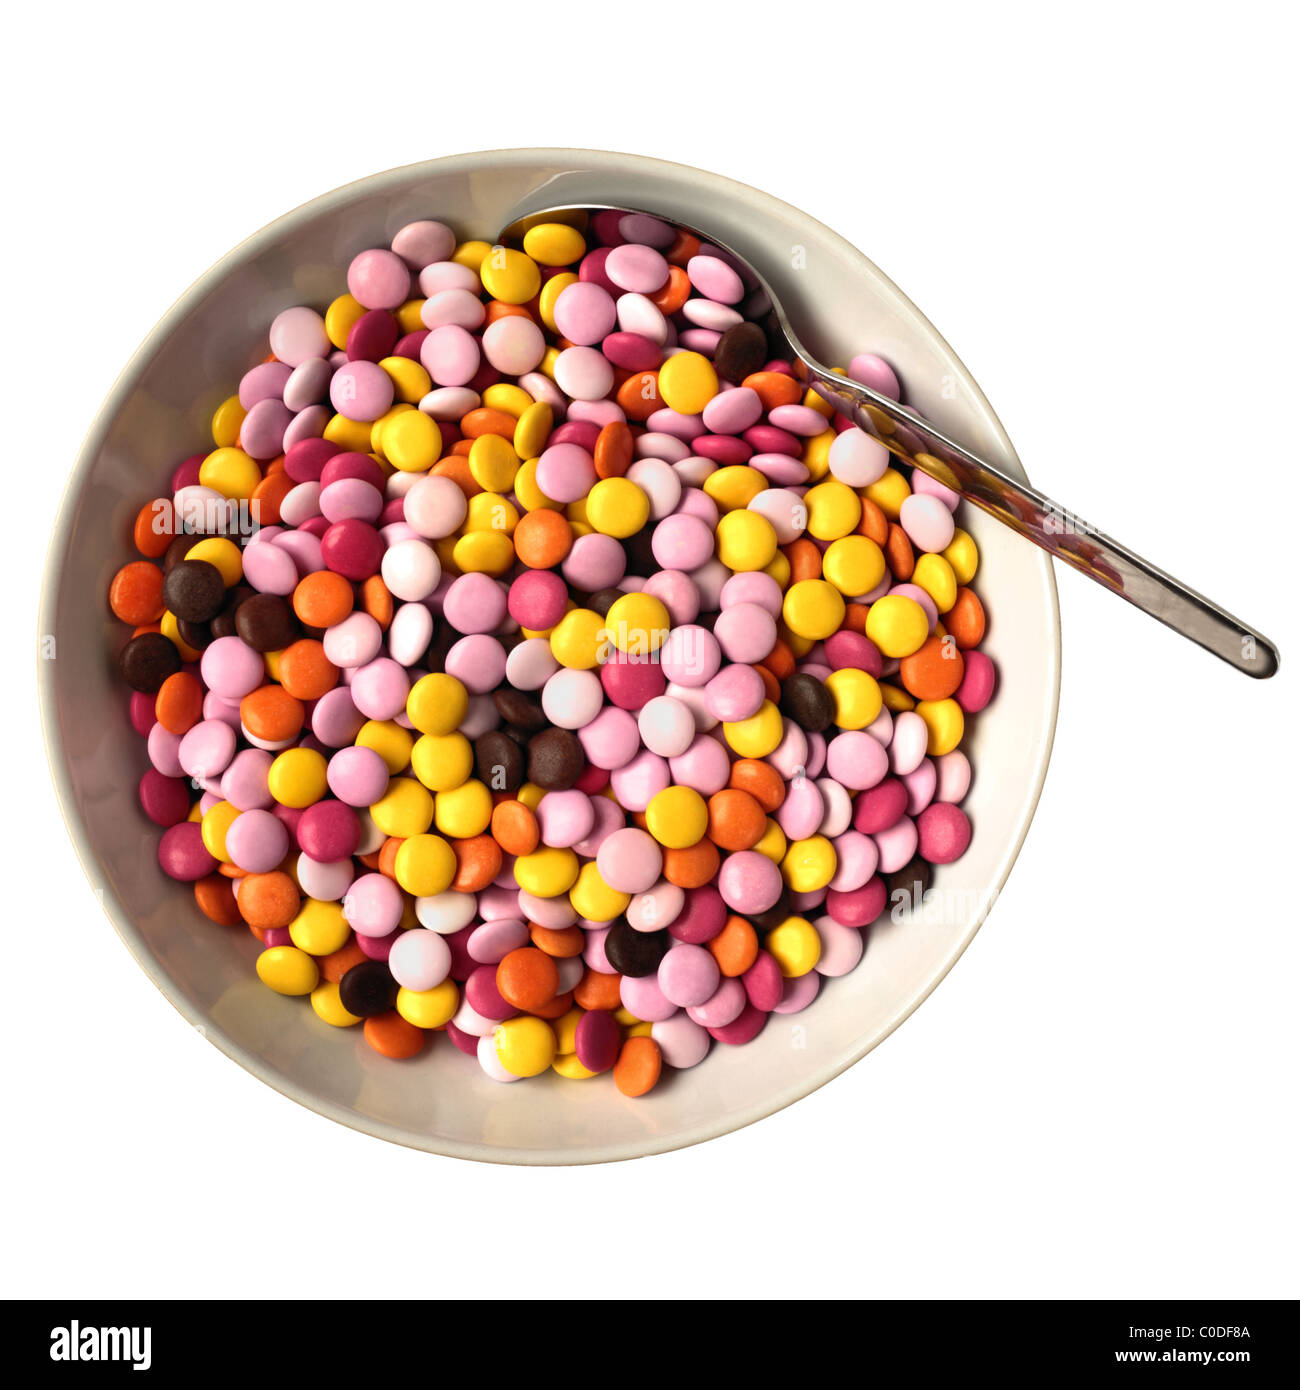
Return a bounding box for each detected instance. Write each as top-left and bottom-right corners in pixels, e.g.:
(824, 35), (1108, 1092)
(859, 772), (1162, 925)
(108, 203), (994, 1099)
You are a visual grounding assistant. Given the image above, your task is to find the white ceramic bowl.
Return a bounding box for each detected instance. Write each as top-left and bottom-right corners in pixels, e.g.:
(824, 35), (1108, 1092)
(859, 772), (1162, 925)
(40, 150), (1059, 1163)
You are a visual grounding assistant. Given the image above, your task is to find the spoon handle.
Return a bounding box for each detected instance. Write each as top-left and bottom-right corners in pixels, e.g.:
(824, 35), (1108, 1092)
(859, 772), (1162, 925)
(809, 372), (1280, 678)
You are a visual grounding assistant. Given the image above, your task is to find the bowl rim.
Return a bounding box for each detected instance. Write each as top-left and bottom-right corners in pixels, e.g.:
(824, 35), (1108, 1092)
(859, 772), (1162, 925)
(38, 147), (1061, 1164)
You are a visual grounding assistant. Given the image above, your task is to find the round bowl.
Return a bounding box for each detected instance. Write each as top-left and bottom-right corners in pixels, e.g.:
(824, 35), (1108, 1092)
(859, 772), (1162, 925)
(39, 149), (1060, 1164)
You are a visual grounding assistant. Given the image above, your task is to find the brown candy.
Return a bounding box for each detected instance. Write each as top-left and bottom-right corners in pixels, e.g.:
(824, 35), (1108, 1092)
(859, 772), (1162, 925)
(527, 727), (583, 790)
(119, 632), (182, 693)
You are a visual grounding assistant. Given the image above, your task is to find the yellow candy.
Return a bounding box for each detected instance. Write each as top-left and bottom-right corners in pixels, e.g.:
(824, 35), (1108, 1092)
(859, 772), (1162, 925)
(538, 272), (578, 332)
(185, 536), (242, 586)
(199, 447), (260, 501)
(410, 732), (473, 791)
(553, 1053), (599, 1080)
(942, 527), (979, 585)
(406, 672), (468, 736)
(822, 535), (885, 597)
(824, 668), (883, 730)
(464, 490), (518, 534)
(482, 383), (533, 417)
(550, 607), (606, 669)
(613, 1006), (640, 1028)
(396, 980), (459, 1029)
(267, 748), (328, 808)
(371, 403), (412, 457)
(159, 611), (202, 662)
(538, 345), (562, 380)
(715, 510), (778, 572)
(657, 351), (718, 414)
(325, 293), (366, 349)
(289, 900), (349, 956)
(323, 413), (373, 453)
(383, 409), (442, 472)
(310, 981), (362, 1028)
(604, 592), (670, 655)
(865, 467), (911, 519)
(864, 594), (929, 658)
(702, 465), (765, 512)
(763, 549), (791, 589)
(210, 394), (245, 448)
(722, 700), (784, 758)
(570, 861), (631, 922)
(915, 698), (965, 756)
(200, 800), (239, 864)
(514, 456), (561, 512)
(453, 530), (515, 575)
(801, 428), (836, 483)
(645, 786), (709, 849)
(379, 355), (432, 404)
(396, 299), (426, 335)
(754, 818), (787, 864)
(468, 433), (520, 492)
(452, 239), (492, 271)
(552, 1007), (583, 1055)
(515, 846), (580, 897)
(765, 915), (823, 977)
(256, 945), (319, 996)
(494, 1016), (557, 1077)
(514, 401), (553, 460)
(356, 719), (414, 774)
(394, 834), (457, 896)
(434, 779), (492, 838)
(803, 479), (861, 540)
(480, 245), (541, 304)
(523, 222), (588, 266)
(912, 552), (958, 614)
(370, 777), (435, 838)
(516, 782), (546, 812)
(782, 579), (846, 641)
(880, 684), (915, 712)
(586, 477), (650, 539)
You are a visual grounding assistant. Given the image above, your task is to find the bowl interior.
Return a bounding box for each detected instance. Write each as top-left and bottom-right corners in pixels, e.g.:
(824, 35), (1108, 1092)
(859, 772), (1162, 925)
(41, 150), (1059, 1163)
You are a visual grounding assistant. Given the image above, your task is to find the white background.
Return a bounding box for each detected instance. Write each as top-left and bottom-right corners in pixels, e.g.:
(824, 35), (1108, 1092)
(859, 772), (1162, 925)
(6, 2), (1296, 1300)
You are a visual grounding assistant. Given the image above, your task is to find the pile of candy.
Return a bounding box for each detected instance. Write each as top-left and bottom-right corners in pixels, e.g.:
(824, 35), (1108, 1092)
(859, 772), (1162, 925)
(109, 209), (995, 1096)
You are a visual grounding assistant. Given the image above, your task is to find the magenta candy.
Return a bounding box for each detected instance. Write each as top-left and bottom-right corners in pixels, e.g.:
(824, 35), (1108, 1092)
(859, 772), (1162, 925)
(574, 1009), (621, 1073)
(138, 769), (190, 827)
(707, 1002), (768, 1046)
(916, 803), (972, 864)
(465, 965), (517, 1021)
(741, 950), (784, 1011)
(346, 309), (400, 362)
(826, 877), (887, 928)
(955, 650), (996, 713)
(508, 570), (567, 630)
(825, 629), (885, 677)
(321, 518), (384, 579)
(157, 822), (218, 881)
(297, 800), (360, 861)
(600, 654), (665, 711)
(668, 884), (726, 944)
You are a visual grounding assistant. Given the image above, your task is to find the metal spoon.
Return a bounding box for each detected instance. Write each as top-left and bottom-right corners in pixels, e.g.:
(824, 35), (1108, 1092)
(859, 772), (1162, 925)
(499, 205), (1279, 678)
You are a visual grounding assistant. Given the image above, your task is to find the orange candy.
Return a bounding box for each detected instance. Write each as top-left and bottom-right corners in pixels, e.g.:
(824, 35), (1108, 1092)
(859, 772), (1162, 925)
(513, 508), (572, 569)
(460, 407), (516, 440)
(132, 500), (174, 558)
(108, 561), (164, 625)
(361, 575), (394, 630)
(239, 685), (305, 743)
(728, 759), (786, 813)
(707, 915), (760, 977)
(155, 671), (204, 735)
(236, 871), (300, 930)
(662, 839), (720, 889)
(742, 371), (802, 411)
(885, 522), (915, 581)
(194, 873), (241, 926)
(613, 1036), (662, 1097)
(946, 587), (986, 649)
(318, 939), (368, 983)
(496, 946), (559, 1012)
(648, 265), (692, 315)
(706, 789), (767, 852)
(277, 639), (339, 700)
(364, 1012), (426, 1059)
(785, 539), (822, 584)
(529, 923), (585, 958)
(450, 834), (502, 893)
(573, 968), (622, 1011)
(491, 800), (539, 856)
(292, 570), (353, 628)
(857, 497), (890, 546)
(593, 420), (634, 479)
(616, 370), (662, 421)
(899, 634), (966, 701)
